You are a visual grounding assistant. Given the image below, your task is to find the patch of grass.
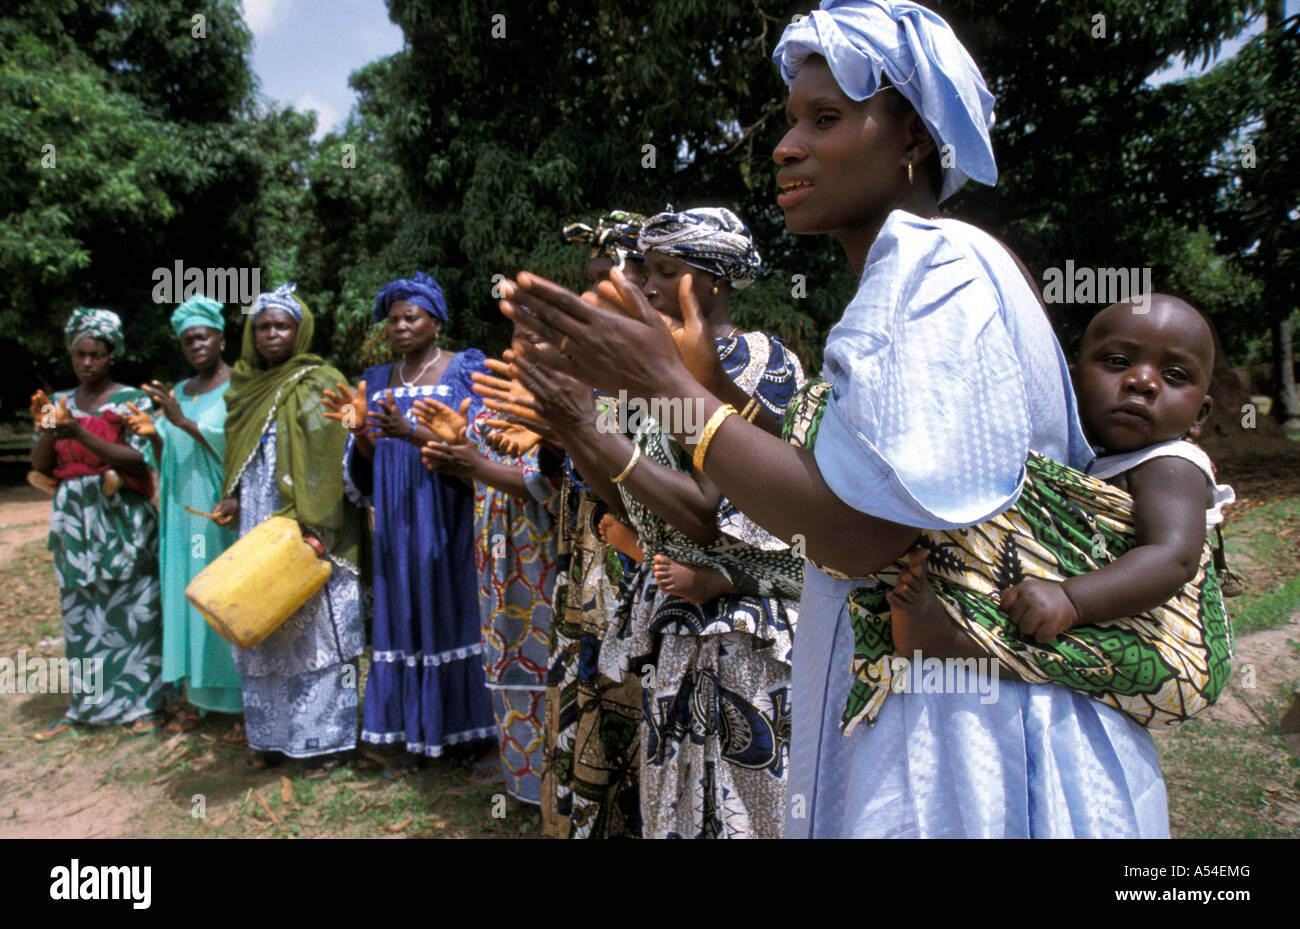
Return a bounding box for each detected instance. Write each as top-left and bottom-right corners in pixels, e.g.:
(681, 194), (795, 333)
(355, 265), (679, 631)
(0, 539), (62, 646)
(1231, 573), (1300, 637)
(1222, 496), (1300, 635)
(1157, 715), (1300, 838)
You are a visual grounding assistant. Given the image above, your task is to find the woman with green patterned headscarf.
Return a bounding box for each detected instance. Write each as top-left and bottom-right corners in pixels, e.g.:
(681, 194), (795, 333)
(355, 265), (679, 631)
(123, 295), (243, 727)
(30, 308), (171, 739)
(212, 284), (364, 773)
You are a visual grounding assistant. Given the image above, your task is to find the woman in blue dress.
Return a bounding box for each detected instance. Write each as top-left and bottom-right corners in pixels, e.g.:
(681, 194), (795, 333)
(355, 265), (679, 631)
(332, 272), (497, 761)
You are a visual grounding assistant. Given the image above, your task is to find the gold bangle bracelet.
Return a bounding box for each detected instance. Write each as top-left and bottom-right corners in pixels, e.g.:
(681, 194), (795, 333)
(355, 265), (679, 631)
(742, 397), (761, 423)
(693, 404), (737, 472)
(611, 445), (641, 484)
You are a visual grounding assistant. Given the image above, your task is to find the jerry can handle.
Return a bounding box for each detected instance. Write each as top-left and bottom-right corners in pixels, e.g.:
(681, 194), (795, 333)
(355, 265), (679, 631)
(302, 531), (327, 558)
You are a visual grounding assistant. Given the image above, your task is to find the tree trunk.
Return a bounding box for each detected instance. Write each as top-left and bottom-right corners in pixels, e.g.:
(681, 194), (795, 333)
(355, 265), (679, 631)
(1277, 316), (1300, 431)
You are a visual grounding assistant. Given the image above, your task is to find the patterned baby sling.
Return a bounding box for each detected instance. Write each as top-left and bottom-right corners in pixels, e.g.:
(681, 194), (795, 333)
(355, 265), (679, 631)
(782, 379), (1234, 736)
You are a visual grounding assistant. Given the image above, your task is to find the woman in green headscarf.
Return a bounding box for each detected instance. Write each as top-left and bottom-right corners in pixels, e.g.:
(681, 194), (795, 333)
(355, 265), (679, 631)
(124, 295), (242, 725)
(212, 284), (363, 771)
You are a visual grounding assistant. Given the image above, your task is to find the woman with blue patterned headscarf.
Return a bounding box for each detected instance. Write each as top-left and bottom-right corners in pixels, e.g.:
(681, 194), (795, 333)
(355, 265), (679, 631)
(506, 206), (807, 837)
(123, 296), (243, 726)
(498, 1), (1169, 840)
(30, 308), (170, 738)
(329, 271), (497, 768)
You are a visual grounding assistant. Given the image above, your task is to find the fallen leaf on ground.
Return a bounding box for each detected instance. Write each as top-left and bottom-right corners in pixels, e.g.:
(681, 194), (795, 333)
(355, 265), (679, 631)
(258, 792), (279, 825)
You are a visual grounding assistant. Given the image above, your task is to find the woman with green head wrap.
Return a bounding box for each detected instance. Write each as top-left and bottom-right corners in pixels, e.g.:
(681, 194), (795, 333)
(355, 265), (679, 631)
(30, 308), (171, 738)
(211, 284), (364, 771)
(123, 295), (243, 726)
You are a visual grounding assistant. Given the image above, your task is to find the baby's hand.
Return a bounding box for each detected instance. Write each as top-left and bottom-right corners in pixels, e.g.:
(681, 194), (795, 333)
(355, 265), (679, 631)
(999, 578), (1079, 643)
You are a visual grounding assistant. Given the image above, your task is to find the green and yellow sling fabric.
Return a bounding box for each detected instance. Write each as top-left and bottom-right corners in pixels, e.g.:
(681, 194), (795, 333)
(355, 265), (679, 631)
(783, 379), (1234, 736)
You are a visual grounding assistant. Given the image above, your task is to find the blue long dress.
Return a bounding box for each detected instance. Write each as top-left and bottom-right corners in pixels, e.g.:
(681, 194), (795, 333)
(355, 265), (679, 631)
(344, 352), (497, 756)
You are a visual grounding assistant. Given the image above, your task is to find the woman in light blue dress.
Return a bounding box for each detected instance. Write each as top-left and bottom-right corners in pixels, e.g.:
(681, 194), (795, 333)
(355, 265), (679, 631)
(132, 296), (242, 720)
(494, 0), (1172, 838)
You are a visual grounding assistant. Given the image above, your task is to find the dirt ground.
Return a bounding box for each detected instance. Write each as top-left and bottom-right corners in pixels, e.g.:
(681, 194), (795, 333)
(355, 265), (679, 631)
(0, 485), (51, 567)
(1, 467), (1297, 839)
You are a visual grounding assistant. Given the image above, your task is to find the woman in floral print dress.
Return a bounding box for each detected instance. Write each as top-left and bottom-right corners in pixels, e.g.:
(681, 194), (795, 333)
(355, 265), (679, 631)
(30, 308), (170, 737)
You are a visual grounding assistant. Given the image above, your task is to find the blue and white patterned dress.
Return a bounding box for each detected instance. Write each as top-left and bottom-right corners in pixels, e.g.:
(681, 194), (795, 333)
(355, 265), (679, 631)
(601, 330), (805, 839)
(786, 210), (1170, 838)
(233, 425), (364, 758)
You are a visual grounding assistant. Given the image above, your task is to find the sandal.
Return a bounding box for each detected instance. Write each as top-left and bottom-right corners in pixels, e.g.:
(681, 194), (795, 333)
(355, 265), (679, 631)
(166, 709), (204, 733)
(125, 714), (166, 734)
(33, 718), (75, 741)
(304, 756), (345, 780)
(246, 750), (283, 771)
(222, 720), (248, 744)
(383, 754), (424, 781)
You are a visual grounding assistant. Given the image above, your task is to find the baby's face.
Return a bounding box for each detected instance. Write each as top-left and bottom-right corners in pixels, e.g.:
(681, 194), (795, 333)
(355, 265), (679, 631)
(1074, 303), (1213, 453)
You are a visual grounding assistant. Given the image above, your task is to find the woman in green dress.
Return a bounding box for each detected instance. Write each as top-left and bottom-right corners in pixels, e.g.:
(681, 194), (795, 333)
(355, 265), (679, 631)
(30, 308), (170, 738)
(125, 296), (242, 723)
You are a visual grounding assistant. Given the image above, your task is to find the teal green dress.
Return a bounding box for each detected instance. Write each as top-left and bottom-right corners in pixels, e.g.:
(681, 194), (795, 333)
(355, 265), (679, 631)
(155, 379), (242, 714)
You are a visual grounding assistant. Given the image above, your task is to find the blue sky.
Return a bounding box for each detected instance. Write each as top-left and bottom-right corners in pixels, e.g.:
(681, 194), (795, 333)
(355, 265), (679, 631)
(243, 1), (1298, 139)
(243, 0), (404, 140)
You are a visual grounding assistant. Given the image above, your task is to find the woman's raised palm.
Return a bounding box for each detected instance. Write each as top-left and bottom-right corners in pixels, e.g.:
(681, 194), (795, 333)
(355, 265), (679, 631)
(412, 396), (470, 443)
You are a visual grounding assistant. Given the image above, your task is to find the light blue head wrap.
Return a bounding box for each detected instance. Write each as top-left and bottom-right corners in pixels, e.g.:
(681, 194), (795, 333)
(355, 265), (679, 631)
(250, 283), (303, 323)
(774, 0), (997, 201)
(170, 295), (225, 338)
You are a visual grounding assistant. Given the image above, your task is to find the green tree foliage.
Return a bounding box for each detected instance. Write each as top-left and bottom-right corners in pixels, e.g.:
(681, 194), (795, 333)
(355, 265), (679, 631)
(0, 0), (279, 413)
(338, 0), (1281, 378)
(4, 0), (1294, 419)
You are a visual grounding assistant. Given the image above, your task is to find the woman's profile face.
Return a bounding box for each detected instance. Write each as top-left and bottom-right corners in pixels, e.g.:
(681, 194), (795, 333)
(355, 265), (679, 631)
(253, 307), (298, 366)
(69, 338), (112, 384)
(640, 251), (716, 320)
(180, 326), (224, 371)
(774, 55), (910, 235)
(385, 299), (440, 356)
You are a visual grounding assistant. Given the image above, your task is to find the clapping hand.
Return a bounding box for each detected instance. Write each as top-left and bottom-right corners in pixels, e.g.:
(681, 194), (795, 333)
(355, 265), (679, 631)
(418, 403), (478, 477)
(322, 379), (368, 433)
(667, 274), (730, 395)
(122, 401), (156, 437)
(367, 389), (415, 439)
(484, 419), (543, 457)
(31, 390), (72, 433)
(498, 268), (689, 402)
(470, 363), (543, 424)
(140, 381), (184, 427)
(33, 393), (78, 439)
(412, 396), (471, 444)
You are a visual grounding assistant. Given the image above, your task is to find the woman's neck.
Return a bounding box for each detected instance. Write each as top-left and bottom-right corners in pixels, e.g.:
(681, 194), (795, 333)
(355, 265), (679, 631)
(702, 300), (735, 341)
(78, 377), (114, 397)
(188, 361), (230, 393)
(402, 341), (441, 366)
(838, 188), (942, 277)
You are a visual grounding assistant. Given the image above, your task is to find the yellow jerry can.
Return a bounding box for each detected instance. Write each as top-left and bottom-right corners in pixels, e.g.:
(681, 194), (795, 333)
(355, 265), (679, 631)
(185, 516), (332, 649)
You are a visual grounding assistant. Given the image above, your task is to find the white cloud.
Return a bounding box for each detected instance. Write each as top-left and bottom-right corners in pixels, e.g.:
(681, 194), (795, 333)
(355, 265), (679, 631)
(241, 0), (295, 35)
(295, 94), (341, 141)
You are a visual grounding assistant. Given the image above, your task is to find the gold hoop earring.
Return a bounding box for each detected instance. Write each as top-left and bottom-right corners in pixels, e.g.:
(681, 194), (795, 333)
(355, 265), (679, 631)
(907, 163), (914, 185)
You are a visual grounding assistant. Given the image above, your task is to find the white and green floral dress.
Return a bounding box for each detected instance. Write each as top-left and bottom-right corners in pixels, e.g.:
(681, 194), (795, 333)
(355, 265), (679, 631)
(46, 386), (171, 724)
